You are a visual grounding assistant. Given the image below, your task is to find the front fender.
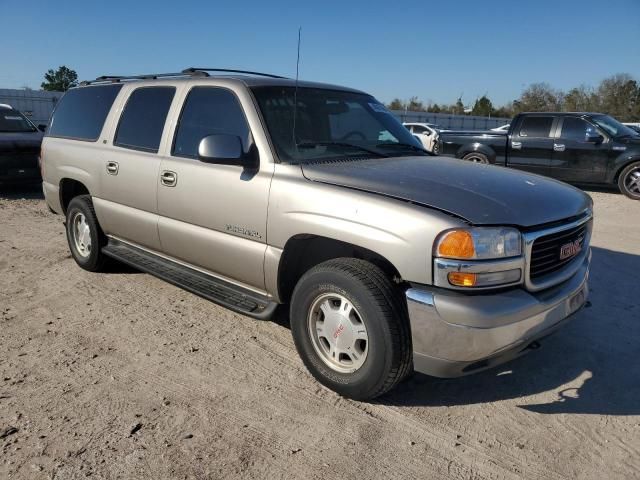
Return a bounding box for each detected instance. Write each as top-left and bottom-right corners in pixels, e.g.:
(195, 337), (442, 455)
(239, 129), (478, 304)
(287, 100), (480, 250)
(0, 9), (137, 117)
(607, 151), (640, 184)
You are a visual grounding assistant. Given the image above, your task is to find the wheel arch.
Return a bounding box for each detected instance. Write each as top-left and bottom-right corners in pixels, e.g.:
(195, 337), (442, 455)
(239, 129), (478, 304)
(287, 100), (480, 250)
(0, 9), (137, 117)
(59, 178), (91, 214)
(276, 234), (403, 304)
(611, 156), (640, 184)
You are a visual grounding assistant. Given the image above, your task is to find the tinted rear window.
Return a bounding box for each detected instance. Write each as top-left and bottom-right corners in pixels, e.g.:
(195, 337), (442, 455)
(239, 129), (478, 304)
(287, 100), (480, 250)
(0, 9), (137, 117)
(115, 87), (175, 153)
(518, 116), (554, 138)
(48, 84), (122, 141)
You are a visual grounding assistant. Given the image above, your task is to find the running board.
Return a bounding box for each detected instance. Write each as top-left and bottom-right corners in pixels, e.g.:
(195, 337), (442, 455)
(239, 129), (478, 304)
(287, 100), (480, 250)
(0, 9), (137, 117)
(102, 239), (277, 320)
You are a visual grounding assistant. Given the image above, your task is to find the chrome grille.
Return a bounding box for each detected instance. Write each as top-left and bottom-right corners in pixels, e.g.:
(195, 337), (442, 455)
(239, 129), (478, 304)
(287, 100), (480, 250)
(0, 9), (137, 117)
(524, 213), (593, 292)
(530, 223), (589, 279)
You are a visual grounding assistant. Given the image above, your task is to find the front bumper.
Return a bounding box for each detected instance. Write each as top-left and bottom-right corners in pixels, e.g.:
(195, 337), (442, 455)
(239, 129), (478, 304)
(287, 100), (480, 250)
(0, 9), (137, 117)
(406, 250), (590, 377)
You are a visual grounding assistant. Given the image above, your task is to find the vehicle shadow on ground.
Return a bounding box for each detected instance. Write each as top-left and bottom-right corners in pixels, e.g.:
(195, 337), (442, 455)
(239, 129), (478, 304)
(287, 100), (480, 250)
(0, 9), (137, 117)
(0, 184), (44, 200)
(376, 246), (640, 415)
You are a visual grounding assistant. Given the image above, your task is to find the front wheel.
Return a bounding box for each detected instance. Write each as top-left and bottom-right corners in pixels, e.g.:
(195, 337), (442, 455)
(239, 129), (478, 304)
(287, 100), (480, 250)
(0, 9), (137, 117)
(618, 161), (640, 200)
(290, 258), (412, 400)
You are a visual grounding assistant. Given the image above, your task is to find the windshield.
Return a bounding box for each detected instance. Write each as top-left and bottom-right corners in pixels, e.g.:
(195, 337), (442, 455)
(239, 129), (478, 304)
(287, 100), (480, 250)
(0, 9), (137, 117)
(590, 115), (637, 138)
(251, 86), (424, 163)
(0, 109), (36, 133)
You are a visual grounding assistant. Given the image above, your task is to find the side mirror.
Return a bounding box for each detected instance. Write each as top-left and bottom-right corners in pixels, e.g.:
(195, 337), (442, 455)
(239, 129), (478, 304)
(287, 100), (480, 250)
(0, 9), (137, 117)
(197, 134), (257, 168)
(38, 124), (46, 132)
(586, 133), (604, 144)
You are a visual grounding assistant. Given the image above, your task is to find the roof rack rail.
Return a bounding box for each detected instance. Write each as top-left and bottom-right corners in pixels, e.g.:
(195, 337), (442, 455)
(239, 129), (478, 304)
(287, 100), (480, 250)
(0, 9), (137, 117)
(79, 67), (288, 86)
(79, 71), (192, 86)
(182, 68), (288, 79)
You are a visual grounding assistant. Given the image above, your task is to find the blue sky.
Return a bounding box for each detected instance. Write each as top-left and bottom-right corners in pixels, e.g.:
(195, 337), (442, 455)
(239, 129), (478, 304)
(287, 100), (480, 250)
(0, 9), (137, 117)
(2, 0), (639, 107)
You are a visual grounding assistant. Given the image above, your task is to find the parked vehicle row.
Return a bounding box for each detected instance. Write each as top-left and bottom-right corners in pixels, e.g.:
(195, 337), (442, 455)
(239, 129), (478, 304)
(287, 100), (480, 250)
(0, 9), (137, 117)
(0, 104), (45, 186)
(438, 112), (640, 199)
(41, 69), (592, 399)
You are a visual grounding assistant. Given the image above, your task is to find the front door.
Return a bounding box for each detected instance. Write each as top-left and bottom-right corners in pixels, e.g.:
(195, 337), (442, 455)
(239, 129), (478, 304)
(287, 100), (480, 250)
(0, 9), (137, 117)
(550, 117), (610, 183)
(157, 86), (273, 292)
(508, 115), (556, 176)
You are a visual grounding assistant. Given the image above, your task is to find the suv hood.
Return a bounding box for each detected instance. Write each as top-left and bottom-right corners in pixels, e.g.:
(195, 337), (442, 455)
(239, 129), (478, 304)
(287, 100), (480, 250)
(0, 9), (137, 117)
(301, 156), (592, 228)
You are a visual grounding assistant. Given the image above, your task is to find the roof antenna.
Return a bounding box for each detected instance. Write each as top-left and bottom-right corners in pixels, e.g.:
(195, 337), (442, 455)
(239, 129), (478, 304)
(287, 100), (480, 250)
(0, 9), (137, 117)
(292, 27), (301, 150)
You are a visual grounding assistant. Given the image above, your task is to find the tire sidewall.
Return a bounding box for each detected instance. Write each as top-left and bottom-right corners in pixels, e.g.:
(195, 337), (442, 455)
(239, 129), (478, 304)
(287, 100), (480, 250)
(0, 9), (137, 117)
(66, 197), (103, 271)
(619, 162), (640, 200)
(290, 268), (395, 398)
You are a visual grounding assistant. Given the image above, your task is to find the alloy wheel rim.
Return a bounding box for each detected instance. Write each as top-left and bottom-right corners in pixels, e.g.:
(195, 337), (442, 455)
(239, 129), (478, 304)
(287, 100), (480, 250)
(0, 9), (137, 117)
(625, 167), (640, 195)
(71, 212), (92, 258)
(307, 293), (368, 373)
(466, 154), (488, 164)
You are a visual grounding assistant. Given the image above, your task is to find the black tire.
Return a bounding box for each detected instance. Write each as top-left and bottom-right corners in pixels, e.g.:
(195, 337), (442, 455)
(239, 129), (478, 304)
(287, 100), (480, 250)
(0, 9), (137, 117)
(432, 142), (440, 155)
(617, 161), (640, 200)
(290, 258), (412, 400)
(462, 152), (490, 164)
(65, 195), (109, 272)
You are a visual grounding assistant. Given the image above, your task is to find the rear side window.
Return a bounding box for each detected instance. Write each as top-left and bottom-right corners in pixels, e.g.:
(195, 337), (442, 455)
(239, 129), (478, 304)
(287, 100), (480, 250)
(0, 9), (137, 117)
(115, 87), (176, 153)
(48, 84), (122, 141)
(518, 116), (554, 138)
(172, 87), (250, 159)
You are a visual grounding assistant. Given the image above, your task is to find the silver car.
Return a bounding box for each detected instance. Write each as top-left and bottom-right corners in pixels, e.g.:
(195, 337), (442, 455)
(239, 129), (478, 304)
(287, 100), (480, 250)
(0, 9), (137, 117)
(41, 68), (592, 400)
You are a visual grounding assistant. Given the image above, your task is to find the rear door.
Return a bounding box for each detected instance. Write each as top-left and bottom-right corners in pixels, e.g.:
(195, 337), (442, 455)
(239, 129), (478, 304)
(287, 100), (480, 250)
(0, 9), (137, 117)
(95, 85), (176, 251)
(507, 115), (556, 176)
(550, 116), (610, 183)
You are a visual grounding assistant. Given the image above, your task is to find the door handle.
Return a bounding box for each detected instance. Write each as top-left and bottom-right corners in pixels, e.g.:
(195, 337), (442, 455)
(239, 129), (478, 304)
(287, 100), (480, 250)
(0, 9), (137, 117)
(511, 141), (522, 150)
(554, 143), (566, 152)
(160, 170), (177, 187)
(106, 161), (119, 175)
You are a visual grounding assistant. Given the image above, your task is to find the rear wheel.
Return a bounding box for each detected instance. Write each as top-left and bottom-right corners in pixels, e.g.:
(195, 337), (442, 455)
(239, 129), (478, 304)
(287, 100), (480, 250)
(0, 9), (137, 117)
(462, 152), (490, 164)
(290, 258), (412, 400)
(618, 161), (640, 200)
(65, 195), (109, 271)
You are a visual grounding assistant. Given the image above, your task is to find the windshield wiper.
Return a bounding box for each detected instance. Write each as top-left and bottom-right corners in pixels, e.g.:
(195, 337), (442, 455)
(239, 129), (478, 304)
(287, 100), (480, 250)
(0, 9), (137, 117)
(375, 142), (430, 155)
(297, 141), (389, 158)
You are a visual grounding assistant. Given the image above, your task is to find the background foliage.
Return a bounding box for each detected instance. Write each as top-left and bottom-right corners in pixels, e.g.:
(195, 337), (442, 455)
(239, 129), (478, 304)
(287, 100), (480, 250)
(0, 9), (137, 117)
(387, 74), (640, 121)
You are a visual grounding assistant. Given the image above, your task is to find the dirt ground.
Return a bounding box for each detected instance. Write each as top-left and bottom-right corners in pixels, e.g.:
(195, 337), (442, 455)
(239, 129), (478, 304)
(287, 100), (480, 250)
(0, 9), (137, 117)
(1, 185), (639, 480)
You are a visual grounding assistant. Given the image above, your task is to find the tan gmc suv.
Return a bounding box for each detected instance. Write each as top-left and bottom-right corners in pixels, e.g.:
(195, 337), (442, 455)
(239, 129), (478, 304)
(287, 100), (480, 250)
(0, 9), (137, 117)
(41, 68), (593, 400)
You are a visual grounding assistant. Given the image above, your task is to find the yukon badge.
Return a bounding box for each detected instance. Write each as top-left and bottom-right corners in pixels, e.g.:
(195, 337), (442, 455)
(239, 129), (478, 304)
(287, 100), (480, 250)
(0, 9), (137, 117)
(559, 237), (583, 260)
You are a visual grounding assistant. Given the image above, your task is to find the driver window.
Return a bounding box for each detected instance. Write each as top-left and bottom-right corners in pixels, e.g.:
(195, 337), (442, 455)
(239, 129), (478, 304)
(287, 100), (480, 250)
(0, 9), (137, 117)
(561, 117), (597, 142)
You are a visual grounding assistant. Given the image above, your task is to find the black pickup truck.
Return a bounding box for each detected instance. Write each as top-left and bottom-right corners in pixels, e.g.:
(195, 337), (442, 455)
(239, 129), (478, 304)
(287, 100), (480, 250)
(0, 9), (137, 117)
(0, 105), (44, 186)
(439, 112), (640, 200)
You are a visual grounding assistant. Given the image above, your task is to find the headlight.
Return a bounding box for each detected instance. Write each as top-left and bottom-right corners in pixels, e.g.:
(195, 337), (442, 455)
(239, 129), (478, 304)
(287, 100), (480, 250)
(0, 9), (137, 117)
(435, 227), (522, 260)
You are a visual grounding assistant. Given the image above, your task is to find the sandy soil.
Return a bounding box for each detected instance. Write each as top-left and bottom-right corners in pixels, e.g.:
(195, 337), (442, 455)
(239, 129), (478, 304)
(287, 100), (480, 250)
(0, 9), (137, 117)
(0, 185), (639, 480)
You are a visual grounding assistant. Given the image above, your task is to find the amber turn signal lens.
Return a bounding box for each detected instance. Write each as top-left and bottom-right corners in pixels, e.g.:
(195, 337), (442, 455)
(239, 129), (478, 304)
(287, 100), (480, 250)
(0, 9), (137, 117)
(448, 272), (477, 287)
(437, 230), (475, 259)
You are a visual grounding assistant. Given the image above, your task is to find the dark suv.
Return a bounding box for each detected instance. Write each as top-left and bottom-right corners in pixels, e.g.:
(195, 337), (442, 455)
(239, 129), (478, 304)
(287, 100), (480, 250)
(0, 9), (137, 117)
(0, 104), (44, 186)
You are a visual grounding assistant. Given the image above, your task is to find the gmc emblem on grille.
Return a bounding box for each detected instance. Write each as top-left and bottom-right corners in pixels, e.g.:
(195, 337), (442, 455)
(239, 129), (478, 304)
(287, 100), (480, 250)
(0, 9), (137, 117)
(560, 238), (583, 260)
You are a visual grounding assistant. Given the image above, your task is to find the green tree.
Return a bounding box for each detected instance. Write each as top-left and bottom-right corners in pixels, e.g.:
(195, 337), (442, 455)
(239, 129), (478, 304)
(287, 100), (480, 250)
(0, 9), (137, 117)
(453, 98), (465, 115)
(387, 98), (405, 110)
(563, 85), (596, 112)
(513, 83), (563, 113)
(41, 66), (78, 92)
(429, 103), (442, 113)
(406, 96), (425, 111)
(471, 95), (493, 117)
(595, 74), (639, 121)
